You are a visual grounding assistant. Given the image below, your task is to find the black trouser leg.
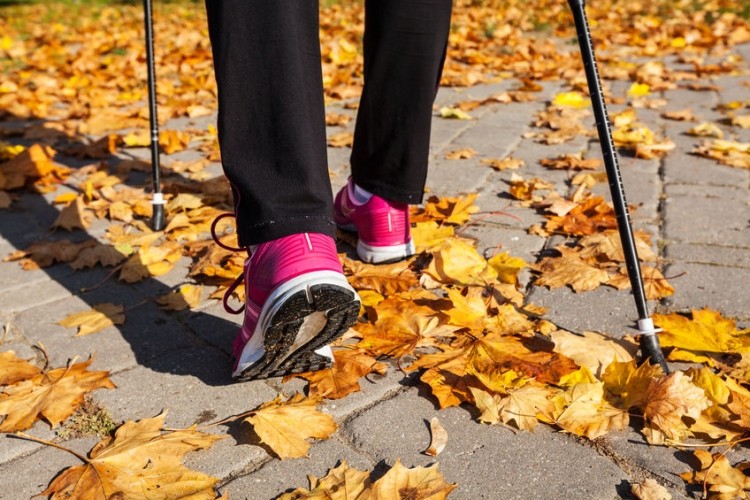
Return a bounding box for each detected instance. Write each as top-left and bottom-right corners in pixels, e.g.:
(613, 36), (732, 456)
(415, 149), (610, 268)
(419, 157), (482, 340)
(206, 0), (334, 246)
(351, 0), (453, 204)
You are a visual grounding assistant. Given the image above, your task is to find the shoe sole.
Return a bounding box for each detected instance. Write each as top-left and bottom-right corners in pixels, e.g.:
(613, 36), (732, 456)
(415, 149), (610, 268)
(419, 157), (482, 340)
(235, 279), (360, 381)
(357, 239), (416, 264)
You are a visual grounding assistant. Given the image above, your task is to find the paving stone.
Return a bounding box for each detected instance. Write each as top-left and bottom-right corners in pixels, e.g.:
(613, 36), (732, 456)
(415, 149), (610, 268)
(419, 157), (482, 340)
(223, 438), (376, 500)
(13, 295), (198, 374)
(0, 436), (100, 497)
(663, 261), (750, 321)
(666, 242), (750, 268)
(663, 183), (749, 247)
(0, 278), (72, 315)
(343, 388), (630, 500)
(96, 346), (278, 428)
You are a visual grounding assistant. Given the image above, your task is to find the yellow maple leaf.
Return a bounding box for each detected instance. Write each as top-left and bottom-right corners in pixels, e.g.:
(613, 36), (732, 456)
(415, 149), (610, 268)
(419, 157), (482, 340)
(40, 411), (223, 499)
(59, 303), (125, 336)
(0, 358), (115, 432)
(552, 91), (589, 109)
(411, 220), (455, 253)
(487, 251), (526, 285)
(602, 360), (663, 410)
(439, 106), (473, 120)
(532, 246), (610, 293)
(552, 382), (629, 439)
(654, 309), (750, 364)
(245, 393), (337, 459)
(279, 460), (371, 499)
(425, 237), (497, 287)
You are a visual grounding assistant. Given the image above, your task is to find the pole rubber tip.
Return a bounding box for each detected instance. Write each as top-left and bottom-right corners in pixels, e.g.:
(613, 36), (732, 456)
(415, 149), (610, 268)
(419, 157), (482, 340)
(152, 203), (166, 231)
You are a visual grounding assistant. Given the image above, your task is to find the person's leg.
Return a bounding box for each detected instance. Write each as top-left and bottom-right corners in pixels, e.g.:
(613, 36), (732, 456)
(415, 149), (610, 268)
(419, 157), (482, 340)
(350, 0), (453, 204)
(205, 0), (360, 380)
(206, 0), (335, 246)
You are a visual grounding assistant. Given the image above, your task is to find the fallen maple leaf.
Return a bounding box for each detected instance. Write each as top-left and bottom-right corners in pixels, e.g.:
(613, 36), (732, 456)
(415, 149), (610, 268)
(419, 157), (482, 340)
(59, 303), (125, 336)
(602, 360), (663, 410)
(292, 349), (387, 400)
(52, 196), (91, 231)
(0, 351), (41, 386)
(642, 371), (710, 444)
(532, 246), (610, 293)
(544, 196), (619, 236)
(0, 358), (115, 432)
(551, 330), (634, 377)
(342, 255), (419, 295)
(279, 460), (456, 500)
(540, 153), (602, 170)
(439, 106), (473, 120)
(411, 194), (479, 225)
(680, 450), (750, 499)
(156, 284), (203, 311)
(39, 411), (223, 499)
(631, 478), (672, 500)
(552, 382), (629, 439)
(245, 393), (337, 459)
(481, 157), (524, 171)
(654, 309), (750, 364)
(444, 147), (476, 160)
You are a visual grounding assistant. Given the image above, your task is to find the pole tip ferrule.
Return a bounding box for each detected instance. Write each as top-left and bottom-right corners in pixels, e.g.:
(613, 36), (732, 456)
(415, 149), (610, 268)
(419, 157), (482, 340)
(152, 192), (165, 205)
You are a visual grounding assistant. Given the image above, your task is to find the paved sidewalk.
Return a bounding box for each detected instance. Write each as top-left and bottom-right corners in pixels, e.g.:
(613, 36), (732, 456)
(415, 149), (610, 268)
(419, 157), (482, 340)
(1, 40), (749, 499)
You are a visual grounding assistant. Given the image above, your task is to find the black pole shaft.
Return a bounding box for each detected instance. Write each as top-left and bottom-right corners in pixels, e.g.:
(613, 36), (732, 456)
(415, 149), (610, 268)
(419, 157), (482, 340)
(144, 0), (165, 231)
(567, 0), (668, 372)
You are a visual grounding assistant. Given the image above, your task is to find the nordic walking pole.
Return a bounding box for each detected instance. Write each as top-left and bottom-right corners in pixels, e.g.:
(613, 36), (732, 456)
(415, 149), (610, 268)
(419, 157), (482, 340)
(567, 0), (669, 373)
(144, 0), (166, 231)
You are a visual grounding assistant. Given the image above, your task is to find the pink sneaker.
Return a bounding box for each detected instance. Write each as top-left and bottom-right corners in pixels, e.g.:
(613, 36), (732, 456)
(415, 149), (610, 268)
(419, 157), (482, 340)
(333, 178), (415, 263)
(214, 225), (360, 381)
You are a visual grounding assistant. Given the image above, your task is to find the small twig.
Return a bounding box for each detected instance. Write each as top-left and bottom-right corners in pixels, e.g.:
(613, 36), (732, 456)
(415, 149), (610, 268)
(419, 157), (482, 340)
(31, 342), (50, 371)
(11, 432), (89, 463)
(79, 264), (124, 293)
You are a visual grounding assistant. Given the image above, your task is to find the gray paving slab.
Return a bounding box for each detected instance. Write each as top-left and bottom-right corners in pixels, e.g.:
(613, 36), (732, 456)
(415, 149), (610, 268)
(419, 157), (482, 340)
(223, 437), (376, 500)
(663, 261), (750, 320)
(666, 242), (750, 268)
(663, 183), (749, 247)
(342, 388), (631, 500)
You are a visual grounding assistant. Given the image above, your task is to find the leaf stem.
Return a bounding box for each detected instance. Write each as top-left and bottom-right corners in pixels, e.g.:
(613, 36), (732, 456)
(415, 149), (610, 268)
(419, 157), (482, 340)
(11, 432), (90, 463)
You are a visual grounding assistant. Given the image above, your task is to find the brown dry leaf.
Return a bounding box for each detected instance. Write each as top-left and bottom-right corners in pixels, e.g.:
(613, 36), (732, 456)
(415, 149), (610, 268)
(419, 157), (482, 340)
(481, 157), (524, 171)
(731, 114), (750, 129)
(508, 175), (554, 201)
(280, 460), (456, 500)
(578, 229), (656, 263)
(661, 109), (697, 121)
(325, 112), (352, 126)
(544, 196), (619, 236)
(425, 416), (448, 456)
(370, 460), (456, 500)
(642, 371), (711, 444)
(245, 393), (337, 459)
(52, 196), (91, 231)
(356, 297), (455, 359)
(679, 450), (750, 500)
(41, 411), (223, 499)
(444, 147), (476, 160)
(293, 349), (387, 400)
(327, 131), (354, 148)
(120, 243), (182, 283)
(4, 239), (97, 270)
(156, 284), (203, 311)
(0, 143), (69, 191)
(279, 460), (371, 500)
(0, 351), (41, 386)
(551, 330), (634, 378)
(69, 243), (129, 270)
(539, 154), (601, 170)
(412, 193), (479, 225)
(532, 246), (610, 293)
(59, 303), (125, 336)
(693, 139), (750, 169)
(686, 122), (724, 138)
(342, 255), (419, 295)
(496, 383), (557, 431)
(631, 478), (672, 500)
(0, 190), (11, 208)
(607, 266), (674, 300)
(65, 134), (121, 159)
(0, 358), (115, 432)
